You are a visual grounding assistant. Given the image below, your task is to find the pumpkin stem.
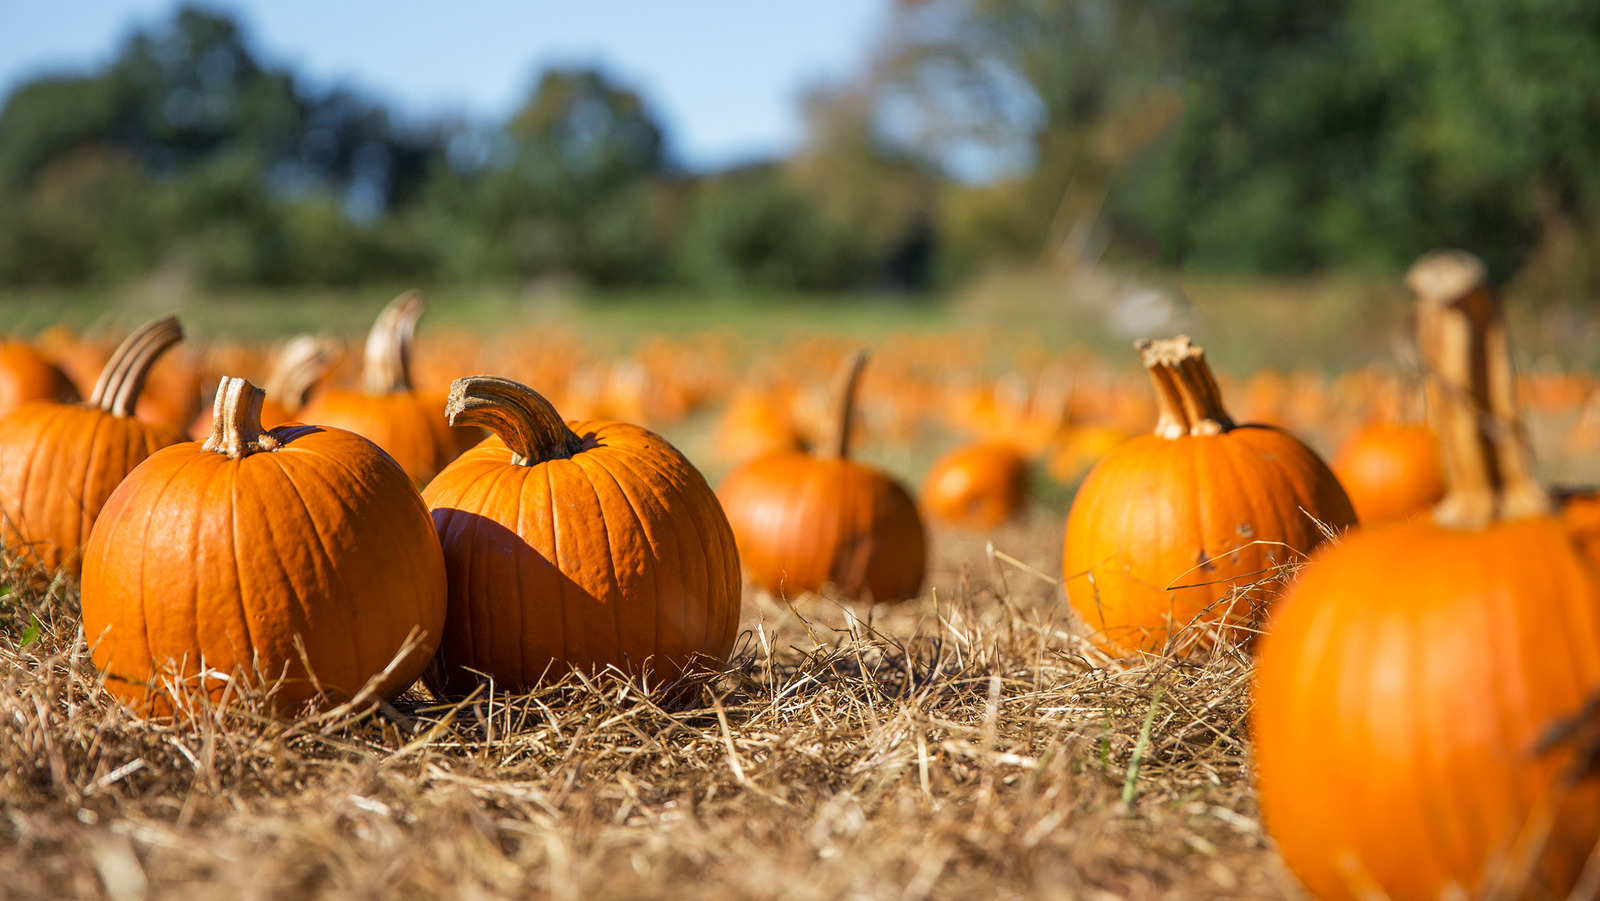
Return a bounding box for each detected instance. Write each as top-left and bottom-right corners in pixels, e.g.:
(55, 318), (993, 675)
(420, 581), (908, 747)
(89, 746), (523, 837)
(202, 376), (281, 458)
(361, 291), (423, 396)
(1408, 250), (1548, 528)
(1137, 336), (1235, 439)
(264, 334), (341, 412)
(86, 315), (184, 418)
(445, 376), (583, 466)
(827, 349), (869, 460)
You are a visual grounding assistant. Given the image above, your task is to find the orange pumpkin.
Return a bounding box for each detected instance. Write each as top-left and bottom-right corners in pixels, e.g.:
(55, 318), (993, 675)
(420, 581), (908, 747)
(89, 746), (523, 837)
(1254, 251), (1600, 901)
(1061, 336), (1356, 655)
(0, 338), (78, 416)
(0, 316), (190, 576)
(82, 377), (447, 715)
(921, 440), (1028, 530)
(298, 292), (476, 485)
(719, 351), (926, 603)
(421, 376), (741, 695)
(188, 334), (341, 440)
(1330, 421), (1445, 524)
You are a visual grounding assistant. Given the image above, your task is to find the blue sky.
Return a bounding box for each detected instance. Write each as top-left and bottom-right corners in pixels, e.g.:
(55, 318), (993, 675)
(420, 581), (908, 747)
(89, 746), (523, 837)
(0, 1), (892, 171)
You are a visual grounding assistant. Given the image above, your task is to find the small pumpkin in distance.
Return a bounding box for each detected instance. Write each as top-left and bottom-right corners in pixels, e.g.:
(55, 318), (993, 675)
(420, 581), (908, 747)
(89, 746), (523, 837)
(421, 375), (741, 696)
(82, 376), (447, 715)
(1254, 251), (1600, 901)
(921, 440), (1028, 530)
(0, 338), (78, 416)
(1061, 336), (1356, 656)
(718, 351), (927, 603)
(298, 292), (477, 485)
(1331, 420), (1444, 524)
(0, 316), (190, 576)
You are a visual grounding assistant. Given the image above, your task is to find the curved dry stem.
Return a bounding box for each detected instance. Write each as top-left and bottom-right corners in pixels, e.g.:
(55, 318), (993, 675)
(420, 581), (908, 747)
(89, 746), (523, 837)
(264, 335), (341, 412)
(87, 315), (184, 418)
(1137, 336), (1234, 439)
(446, 376), (582, 466)
(1408, 250), (1548, 528)
(361, 292), (423, 396)
(826, 350), (869, 460)
(201, 377), (280, 459)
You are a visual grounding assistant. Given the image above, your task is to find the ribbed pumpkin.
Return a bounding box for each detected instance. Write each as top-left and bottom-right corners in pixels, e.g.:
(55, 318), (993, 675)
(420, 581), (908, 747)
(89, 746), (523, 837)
(421, 376), (741, 695)
(82, 377), (447, 715)
(1061, 336), (1356, 655)
(1331, 421), (1445, 524)
(1254, 251), (1600, 901)
(0, 316), (190, 576)
(718, 351), (926, 603)
(298, 292), (475, 485)
(921, 440), (1028, 530)
(0, 338), (78, 416)
(188, 334), (340, 440)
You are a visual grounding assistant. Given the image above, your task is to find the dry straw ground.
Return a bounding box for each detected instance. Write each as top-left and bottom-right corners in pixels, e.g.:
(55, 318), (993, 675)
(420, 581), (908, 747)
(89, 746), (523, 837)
(0, 515), (1303, 900)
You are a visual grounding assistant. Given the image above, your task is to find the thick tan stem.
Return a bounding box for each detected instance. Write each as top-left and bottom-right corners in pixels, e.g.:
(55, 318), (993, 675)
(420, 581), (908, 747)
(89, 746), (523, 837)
(87, 315), (184, 418)
(264, 334), (341, 411)
(1407, 250), (1548, 528)
(1137, 336), (1235, 439)
(445, 376), (582, 466)
(361, 291), (423, 396)
(827, 350), (869, 460)
(201, 377), (280, 458)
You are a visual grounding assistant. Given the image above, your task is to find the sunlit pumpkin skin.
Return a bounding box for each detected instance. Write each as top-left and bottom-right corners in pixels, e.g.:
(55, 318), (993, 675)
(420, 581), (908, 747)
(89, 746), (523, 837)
(0, 316), (189, 576)
(0, 339), (78, 416)
(1331, 422), (1444, 524)
(298, 292), (476, 485)
(719, 352), (927, 603)
(82, 377), (447, 716)
(1255, 251), (1600, 901)
(1062, 337), (1355, 656)
(422, 376), (741, 695)
(921, 441), (1027, 530)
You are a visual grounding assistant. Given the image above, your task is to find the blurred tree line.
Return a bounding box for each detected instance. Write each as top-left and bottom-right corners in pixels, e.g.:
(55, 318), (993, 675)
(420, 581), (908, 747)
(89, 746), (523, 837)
(3, 2), (1599, 295)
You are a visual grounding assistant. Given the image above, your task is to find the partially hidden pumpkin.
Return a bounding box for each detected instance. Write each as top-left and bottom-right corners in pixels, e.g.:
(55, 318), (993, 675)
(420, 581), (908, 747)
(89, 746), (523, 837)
(0, 316), (190, 576)
(1331, 421), (1445, 524)
(0, 338), (78, 417)
(298, 292), (476, 485)
(1061, 336), (1356, 655)
(921, 440), (1028, 530)
(718, 351), (926, 603)
(1254, 250), (1600, 901)
(188, 334), (341, 440)
(82, 376), (447, 715)
(421, 376), (741, 695)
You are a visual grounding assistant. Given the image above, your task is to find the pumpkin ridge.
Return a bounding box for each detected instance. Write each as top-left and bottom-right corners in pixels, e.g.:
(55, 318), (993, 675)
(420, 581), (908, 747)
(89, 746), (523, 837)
(542, 460), (571, 681)
(432, 457), (507, 680)
(590, 452), (671, 660)
(260, 452), (359, 685)
(253, 455), (330, 670)
(573, 454), (641, 678)
(598, 444), (693, 669)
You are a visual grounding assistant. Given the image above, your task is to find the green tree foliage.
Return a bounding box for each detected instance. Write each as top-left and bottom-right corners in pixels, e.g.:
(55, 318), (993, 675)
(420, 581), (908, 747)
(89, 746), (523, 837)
(873, 0), (1600, 288)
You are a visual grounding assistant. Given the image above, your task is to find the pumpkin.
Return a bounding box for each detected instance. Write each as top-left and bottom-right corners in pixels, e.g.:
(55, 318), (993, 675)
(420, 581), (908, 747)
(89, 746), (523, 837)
(1254, 250), (1600, 901)
(298, 292), (476, 485)
(188, 334), (341, 440)
(0, 338), (78, 416)
(718, 351), (926, 603)
(1061, 336), (1356, 655)
(1330, 421), (1445, 524)
(921, 440), (1028, 530)
(0, 316), (190, 576)
(81, 377), (447, 715)
(421, 375), (741, 695)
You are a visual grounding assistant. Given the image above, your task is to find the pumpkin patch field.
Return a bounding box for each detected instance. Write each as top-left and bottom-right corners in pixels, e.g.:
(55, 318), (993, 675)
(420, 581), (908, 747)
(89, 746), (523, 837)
(5, 268), (1600, 900)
